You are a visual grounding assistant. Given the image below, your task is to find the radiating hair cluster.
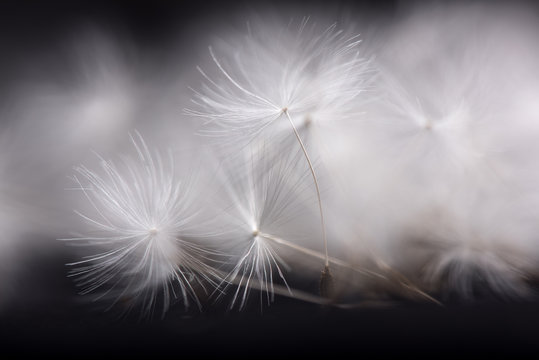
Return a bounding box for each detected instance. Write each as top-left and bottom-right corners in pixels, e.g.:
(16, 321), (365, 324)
(2, 2), (538, 315)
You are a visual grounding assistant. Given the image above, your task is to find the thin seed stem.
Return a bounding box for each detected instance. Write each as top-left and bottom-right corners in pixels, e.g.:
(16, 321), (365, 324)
(371, 255), (443, 306)
(282, 109), (329, 268)
(260, 231), (442, 306)
(259, 231), (385, 280)
(214, 268), (397, 308)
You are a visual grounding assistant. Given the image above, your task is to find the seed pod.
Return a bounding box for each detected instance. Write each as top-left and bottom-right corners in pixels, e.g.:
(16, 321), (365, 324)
(319, 265), (334, 299)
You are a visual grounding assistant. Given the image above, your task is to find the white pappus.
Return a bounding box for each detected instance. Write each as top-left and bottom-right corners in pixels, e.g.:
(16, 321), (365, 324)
(64, 132), (221, 315)
(210, 140), (320, 309)
(186, 16), (375, 150)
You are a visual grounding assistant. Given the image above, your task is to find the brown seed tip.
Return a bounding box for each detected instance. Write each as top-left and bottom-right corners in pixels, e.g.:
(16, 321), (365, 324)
(319, 265), (334, 299)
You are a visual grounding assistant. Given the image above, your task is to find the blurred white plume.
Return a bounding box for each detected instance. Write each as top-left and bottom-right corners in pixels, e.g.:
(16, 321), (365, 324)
(2, 2), (539, 314)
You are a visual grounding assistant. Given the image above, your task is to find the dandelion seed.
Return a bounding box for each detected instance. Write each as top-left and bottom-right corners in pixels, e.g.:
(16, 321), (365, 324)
(399, 190), (539, 300)
(64, 131), (220, 315)
(187, 18), (373, 283)
(187, 18), (373, 141)
(211, 142), (318, 309)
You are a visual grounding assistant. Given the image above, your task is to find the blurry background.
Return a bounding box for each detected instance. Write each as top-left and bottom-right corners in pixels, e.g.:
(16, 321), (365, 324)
(1, 0), (539, 357)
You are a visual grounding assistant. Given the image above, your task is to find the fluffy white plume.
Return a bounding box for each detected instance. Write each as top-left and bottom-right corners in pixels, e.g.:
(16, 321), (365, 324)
(66, 132), (220, 314)
(3, 2), (539, 313)
(334, 3), (539, 299)
(209, 139), (320, 309)
(186, 17), (374, 150)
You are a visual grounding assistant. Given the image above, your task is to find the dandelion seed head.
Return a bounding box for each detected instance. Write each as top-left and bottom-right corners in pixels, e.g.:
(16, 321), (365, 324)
(187, 17), (374, 149)
(210, 141), (318, 309)
(394, 190), (539, 300)
(66, 132), (218, 315)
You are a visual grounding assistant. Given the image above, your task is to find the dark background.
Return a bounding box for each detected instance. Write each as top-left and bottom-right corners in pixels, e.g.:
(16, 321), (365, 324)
(1, 0), (539, 357)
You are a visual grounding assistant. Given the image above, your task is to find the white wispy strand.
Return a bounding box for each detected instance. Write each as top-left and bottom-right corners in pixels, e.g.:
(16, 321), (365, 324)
(65, 132), (220, 315)
(402, 191), (538, 299)
(3, 3), (538, 311)
(186, 16), (376, 281)
(186, 17), (374, 148)
(348, 3), (539, 299)
(211, 141), (318, 309)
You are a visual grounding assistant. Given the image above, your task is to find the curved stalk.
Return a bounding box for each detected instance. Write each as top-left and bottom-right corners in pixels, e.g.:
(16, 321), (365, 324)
(282, 108), (329, 268)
